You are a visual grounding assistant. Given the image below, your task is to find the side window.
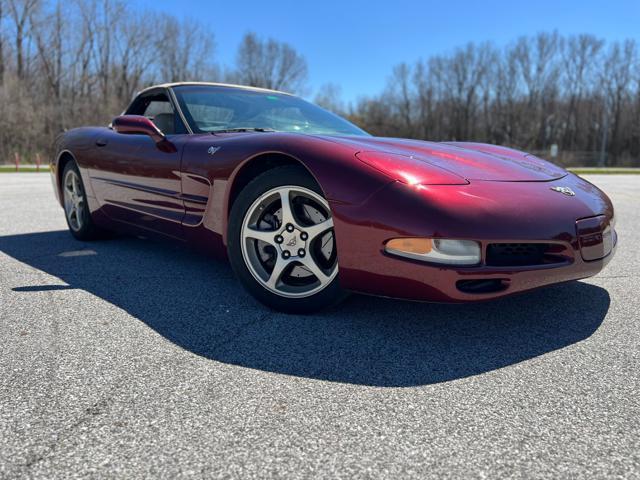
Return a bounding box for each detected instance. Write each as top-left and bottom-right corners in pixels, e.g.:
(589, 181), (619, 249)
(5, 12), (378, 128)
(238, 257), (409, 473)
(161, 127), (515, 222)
(126, 92), (186, 135)
(144, 100), (173, 117)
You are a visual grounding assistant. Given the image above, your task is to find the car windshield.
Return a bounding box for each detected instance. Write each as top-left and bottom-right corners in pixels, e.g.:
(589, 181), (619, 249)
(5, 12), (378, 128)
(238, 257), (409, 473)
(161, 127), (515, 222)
(172, 85), (369, 136)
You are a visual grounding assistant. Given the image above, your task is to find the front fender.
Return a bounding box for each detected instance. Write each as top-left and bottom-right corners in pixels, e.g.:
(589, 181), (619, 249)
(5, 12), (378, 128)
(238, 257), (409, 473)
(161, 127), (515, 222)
(181, 133), (392, 247)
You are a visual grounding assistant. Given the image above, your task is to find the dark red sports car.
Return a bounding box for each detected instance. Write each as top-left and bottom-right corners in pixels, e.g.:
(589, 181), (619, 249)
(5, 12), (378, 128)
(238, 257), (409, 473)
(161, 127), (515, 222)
(51, 82), (617, 312)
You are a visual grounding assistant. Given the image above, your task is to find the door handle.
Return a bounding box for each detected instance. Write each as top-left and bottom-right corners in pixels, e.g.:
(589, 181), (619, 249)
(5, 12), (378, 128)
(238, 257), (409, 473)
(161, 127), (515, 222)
(95, 139), (108, 147)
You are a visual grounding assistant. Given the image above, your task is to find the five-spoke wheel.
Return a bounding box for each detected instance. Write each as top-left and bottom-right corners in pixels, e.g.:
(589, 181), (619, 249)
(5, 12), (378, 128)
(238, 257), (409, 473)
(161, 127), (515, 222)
(228, 166), (344, 313)
(61, 160), (103, 240)
(63, 167), (85, 232)
(241, 185), (338, 298)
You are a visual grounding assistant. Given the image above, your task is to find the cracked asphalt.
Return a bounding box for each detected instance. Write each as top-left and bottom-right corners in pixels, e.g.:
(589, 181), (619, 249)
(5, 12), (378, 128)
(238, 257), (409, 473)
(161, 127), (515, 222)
(0, 173), (639, 479)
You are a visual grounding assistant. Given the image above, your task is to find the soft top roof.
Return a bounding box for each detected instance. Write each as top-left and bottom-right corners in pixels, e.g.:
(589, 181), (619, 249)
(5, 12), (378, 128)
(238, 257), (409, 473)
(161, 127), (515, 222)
(137, 82), (294, 97)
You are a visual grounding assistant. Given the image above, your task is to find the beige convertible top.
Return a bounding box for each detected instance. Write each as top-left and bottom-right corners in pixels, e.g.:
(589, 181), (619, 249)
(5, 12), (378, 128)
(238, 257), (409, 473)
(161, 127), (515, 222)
(137, 82), (293, 97)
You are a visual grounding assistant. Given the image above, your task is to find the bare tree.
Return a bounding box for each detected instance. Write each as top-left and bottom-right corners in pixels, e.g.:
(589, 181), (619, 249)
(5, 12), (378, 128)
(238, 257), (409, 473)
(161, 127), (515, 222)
(600, 40), (638, 162)
(512, 32), (562, 146)
(114, 11), (158, 103)
(7, 0), (39, 80)
(562, 34), (603, 150)
(387, 63), (415, 135)
(314, 82), (345, 114)
(29, 0), (63, 99)
(448, 42), (494, 139)
(412, 61), (434, 138)
(493, 46), (521, 144)
(0, 0), (5, 85)
(156, 15), (217, 83)
(235, 32), (307, 93)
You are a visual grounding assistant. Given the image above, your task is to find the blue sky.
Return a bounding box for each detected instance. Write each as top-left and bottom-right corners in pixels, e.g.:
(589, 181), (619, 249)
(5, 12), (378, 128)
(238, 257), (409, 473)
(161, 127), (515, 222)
(136, 0), (640, 102)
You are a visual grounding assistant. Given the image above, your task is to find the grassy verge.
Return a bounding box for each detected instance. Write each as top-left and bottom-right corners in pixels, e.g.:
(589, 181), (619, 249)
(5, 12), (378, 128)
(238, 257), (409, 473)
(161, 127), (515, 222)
(568, 167), (640, 175)
(0, 165), (50, 173)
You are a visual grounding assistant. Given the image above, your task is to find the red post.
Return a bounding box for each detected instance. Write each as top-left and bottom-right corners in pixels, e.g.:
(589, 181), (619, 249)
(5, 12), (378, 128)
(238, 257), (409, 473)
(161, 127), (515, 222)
(36, 153), (41, 172)
(14, 152), (20, 172)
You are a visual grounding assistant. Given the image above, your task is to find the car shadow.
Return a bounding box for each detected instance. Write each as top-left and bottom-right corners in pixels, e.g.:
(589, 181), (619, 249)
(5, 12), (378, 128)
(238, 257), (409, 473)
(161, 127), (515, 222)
(1, 230), (610, 387)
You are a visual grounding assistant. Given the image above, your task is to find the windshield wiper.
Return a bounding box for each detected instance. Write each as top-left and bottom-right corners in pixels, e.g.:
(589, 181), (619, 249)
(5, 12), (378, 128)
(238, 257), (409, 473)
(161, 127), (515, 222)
(210, 127), (276, 134)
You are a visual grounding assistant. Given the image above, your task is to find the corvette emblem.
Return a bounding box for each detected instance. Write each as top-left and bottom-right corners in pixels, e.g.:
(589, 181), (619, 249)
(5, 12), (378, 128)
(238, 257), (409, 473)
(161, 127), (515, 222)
(207, 146), (221, 156)
(286, 237), (297, 247)
(551, 186), (575, 196)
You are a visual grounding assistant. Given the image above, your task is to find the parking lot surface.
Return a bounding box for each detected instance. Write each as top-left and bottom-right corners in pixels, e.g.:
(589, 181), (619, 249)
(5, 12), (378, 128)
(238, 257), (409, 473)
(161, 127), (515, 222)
(1, 173), (639, 479)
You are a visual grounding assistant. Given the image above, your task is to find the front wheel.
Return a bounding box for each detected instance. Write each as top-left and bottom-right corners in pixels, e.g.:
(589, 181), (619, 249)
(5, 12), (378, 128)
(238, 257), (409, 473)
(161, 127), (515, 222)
(228, 166), (345, 313)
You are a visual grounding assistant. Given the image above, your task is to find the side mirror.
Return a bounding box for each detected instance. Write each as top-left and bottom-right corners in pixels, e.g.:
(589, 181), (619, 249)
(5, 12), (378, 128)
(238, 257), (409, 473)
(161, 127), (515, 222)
(113, 115), (166, 142)
(112, 115), (176, 152)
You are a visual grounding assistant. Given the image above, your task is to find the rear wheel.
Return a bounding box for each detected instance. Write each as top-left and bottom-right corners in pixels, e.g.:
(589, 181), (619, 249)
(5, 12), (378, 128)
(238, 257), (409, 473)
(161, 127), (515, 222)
(62, 161), (104, 240)
(228, 166), (345, 313)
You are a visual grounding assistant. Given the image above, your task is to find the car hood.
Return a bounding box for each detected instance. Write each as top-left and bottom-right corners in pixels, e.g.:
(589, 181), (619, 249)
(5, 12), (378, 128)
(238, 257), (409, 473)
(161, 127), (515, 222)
(316, 136), (567, 182)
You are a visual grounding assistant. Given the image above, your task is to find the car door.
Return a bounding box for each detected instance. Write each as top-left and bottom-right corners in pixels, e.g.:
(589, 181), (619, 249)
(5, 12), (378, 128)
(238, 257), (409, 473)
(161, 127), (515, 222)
(88, 89), (187, 239)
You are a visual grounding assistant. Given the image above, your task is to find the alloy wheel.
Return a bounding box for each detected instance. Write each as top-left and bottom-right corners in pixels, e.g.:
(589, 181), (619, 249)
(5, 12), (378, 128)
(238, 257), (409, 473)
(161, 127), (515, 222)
(240, 186), (338, 298)
(63, 169), (85, 232)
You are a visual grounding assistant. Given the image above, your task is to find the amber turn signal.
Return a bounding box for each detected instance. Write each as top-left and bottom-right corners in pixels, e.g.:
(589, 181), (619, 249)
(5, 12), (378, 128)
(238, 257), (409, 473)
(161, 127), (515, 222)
(385, 238), (432, 254)
(385, 237), (481, 265)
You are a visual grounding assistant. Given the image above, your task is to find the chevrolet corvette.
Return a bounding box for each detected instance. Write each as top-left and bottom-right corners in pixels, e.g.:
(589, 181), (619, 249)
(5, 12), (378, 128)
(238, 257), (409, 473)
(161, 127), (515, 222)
(51, 82), (617, 312)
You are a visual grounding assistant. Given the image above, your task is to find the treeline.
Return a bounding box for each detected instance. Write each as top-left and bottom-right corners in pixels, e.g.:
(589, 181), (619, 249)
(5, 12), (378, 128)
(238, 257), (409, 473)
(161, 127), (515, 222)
(0, 1), (638, 166)
(0, 0), (307, 162)
(333, 32), (640, 167)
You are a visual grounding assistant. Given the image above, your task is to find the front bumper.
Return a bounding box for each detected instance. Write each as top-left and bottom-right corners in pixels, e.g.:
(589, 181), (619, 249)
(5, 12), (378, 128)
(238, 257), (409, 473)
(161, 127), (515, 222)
(332, 175), (616, 302)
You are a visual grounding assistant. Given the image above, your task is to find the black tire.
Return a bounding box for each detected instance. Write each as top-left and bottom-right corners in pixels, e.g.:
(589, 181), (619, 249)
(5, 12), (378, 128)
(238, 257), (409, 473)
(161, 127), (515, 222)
(228, 165), (346, 313)
(61, 160), (106, 241)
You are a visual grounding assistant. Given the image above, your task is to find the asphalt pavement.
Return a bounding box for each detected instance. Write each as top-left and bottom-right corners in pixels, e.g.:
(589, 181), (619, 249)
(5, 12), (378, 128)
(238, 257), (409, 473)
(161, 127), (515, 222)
(0, 173), (638, 479)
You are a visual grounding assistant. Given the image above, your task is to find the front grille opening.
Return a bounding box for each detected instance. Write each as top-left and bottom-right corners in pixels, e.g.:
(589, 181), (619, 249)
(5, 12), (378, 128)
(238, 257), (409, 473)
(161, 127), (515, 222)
(456, 279), (509, 294)
(486, 243), (565, 267)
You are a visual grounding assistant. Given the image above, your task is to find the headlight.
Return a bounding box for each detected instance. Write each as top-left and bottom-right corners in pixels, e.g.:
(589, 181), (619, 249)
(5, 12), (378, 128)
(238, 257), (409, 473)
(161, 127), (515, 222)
(385, 238), (481, 266)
